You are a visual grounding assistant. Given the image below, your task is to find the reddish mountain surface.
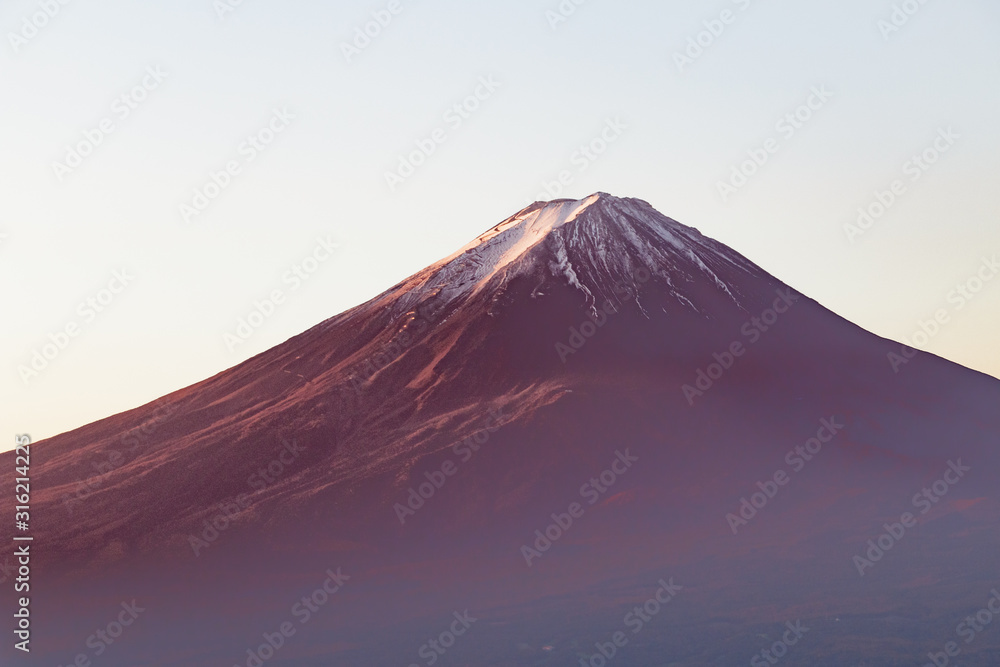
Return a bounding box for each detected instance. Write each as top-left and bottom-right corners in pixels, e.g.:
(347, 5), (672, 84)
(3, 193), (999, 666)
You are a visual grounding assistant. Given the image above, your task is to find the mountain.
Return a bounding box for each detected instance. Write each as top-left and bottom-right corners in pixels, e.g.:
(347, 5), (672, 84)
(3, 193), (999, 666)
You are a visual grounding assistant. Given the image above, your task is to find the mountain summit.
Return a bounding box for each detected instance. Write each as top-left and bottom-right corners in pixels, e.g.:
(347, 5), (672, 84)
(4, 193), (999, 666)
(389, 192), (756, 316)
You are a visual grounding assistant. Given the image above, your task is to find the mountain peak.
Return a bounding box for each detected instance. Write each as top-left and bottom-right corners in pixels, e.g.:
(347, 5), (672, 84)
(15, 188), (1000, 667)
(460, 193), (601, 256)
(416, 192), (757, 313)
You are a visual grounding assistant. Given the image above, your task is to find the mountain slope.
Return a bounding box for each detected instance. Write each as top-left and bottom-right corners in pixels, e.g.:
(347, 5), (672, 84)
(3, 193), (999, 666)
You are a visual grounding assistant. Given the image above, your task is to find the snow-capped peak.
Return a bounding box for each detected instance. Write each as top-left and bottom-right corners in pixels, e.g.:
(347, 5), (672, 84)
(390, 192), (761, 318)
(435, 194), (601, 284)
(457, 194), (601, 255)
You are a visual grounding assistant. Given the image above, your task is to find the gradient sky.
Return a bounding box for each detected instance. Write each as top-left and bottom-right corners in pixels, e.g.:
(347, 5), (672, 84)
(2, 0), (999, 450)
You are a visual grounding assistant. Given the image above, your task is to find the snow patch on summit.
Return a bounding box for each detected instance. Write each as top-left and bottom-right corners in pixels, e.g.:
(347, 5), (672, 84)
(398, 192), (758, 315)
(456, 194), (600, 258)
(426, 194), (601, 300)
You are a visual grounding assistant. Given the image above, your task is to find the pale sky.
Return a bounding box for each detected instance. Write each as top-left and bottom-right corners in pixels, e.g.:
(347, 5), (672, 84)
(2, 0), (999, 451)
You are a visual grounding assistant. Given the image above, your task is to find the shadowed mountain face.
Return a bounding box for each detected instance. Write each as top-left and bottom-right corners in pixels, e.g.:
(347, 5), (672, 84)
(4, 193), (999, 666)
